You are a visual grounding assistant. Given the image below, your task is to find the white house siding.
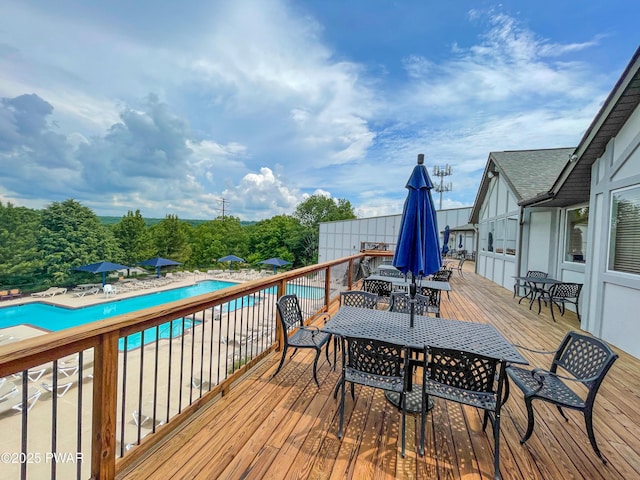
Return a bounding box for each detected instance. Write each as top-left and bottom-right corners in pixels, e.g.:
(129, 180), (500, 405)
(476, 174), (519, 290)
(318, 207), (473, 263)
(584, 103), (640, 358)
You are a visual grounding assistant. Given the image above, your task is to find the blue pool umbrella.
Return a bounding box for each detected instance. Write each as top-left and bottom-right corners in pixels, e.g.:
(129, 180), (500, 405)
(393, 154), (442, 327)
(259, 257), (292, 274)
(73, 261), (131, 286)
(218, 254), (245, 272)
(139, 257), (182, 277)
(442, 225), (450, 256)
(458, 234), (463, 249)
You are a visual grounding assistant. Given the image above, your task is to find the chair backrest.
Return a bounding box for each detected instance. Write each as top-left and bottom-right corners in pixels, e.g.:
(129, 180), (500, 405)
(552, 331), (618, 400)
(276, 294), (304, 336)
(360, 262), (371, 278)
(427, 347), (499, 407)
(549, 282), (583, 300)
(432, 269), (452, 282)
(418, 287), (441, 308)
(362, 279), (392, 297)
(388, 292), (433, 316)
(378, 269), (404, 278)
(526, 270), (548, 279)
(340, 291), (378, 309)
(344, 336), (407, 380)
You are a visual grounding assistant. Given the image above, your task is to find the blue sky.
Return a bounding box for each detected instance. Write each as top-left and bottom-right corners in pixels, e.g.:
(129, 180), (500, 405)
(0, 1), (638, 220)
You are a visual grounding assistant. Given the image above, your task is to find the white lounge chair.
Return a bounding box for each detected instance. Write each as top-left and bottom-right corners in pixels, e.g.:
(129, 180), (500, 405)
(0, 387), (42, 415)
(0, 379), (18, 401)
(31, 287), (64, 297)
(42, 380), (75, 398)
(132, 402), (166, 428)
(11, 367), (48, 382)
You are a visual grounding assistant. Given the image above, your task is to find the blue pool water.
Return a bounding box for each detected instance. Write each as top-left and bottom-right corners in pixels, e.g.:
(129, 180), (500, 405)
(0, 280), (323, 335)
(118, 318), (200, 351)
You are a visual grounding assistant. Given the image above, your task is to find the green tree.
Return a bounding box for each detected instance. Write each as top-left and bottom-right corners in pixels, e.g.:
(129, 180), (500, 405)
(293, 195), (356, 228)
(247, 215), (304, 267)
(293, 195), (356, 264)
(37, 199), (122, 285)
(0, 202), (41, 287)
(112, 210), (155, 265)
(190, 216), (248, 268)
(150, 214), (192, 262)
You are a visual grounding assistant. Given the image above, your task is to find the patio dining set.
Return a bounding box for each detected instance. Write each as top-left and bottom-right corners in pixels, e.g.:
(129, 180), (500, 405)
(513, 271), (583, 322)
(272, 276), (616, 480)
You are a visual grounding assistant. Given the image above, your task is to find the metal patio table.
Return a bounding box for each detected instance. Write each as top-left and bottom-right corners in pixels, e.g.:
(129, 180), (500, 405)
(365, 275), (451, 292)
(323, 306), (527, 412)
(512, 276), (562, 309)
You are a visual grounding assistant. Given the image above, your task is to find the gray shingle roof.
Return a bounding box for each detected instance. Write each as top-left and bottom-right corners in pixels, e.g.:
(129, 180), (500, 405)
(491, 148), (574, 202)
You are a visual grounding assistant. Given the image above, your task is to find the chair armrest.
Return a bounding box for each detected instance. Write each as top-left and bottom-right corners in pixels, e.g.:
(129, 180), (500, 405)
(300, 325), (320, 333)
(531, 368), (602, 386)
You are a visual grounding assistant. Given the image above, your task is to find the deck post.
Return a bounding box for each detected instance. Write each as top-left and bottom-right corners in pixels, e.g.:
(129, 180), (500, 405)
(91, 331), (119, 480)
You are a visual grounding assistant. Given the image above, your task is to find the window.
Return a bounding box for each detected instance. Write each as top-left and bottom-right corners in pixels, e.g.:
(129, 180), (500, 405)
(505, 217), (517, 255)
(565, 207), (588, 263)
(494, 219), (505, 253)
(609, 186), (640, 275)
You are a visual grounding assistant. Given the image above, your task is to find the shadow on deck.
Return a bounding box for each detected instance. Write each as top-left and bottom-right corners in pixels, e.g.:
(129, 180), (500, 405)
(119, 266), (640, 480)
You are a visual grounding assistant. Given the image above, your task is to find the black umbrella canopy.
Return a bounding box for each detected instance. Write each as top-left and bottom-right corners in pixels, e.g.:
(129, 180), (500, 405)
(73, 261), (131, 285)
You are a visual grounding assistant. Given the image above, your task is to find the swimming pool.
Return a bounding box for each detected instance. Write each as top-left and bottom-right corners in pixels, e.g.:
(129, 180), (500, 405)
(0, 280), (323, 338)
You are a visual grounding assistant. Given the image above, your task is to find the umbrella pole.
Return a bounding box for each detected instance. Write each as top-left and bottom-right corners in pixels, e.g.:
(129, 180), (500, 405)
(409, 273), (417, 328)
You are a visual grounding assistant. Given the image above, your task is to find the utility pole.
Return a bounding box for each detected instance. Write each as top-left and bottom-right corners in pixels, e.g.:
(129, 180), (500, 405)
(433, 164), (453, 209)
(219, 198), (229, 219)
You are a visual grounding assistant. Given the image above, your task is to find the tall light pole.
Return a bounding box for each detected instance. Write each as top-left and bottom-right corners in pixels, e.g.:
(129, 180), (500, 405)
(433, 164), (453, 209)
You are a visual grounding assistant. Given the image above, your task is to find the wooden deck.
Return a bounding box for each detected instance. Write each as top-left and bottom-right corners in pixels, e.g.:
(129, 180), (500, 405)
(119, 266), (640, 480)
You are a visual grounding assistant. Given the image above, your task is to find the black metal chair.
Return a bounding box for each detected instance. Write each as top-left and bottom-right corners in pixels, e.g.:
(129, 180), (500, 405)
(504, 331), (618, 463)
(337, 336), (413, 457)
(537, 282), (583, 322)
(421, 346), (504, 479)
(389, 291), (439, 317)
(340, 291), (379, 310)
(514, 270), (548, 302)
(431, 269), (452, 299)
(274, 294), (331, 387)
(453, 258), (466, 277)
(362, 278), (392, 307)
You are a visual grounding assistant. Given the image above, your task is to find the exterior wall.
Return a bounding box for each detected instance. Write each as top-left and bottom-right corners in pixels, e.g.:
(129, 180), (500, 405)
(583, 103), (640, 358)
(318, 207), (472, 263)
(475, 174), (519, 289)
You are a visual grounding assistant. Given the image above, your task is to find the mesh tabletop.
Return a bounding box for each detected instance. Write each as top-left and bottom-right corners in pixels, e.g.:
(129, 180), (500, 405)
(512, 276), (562, 285)
(323, 306), (527, 365)
(365, 275), (451, 291)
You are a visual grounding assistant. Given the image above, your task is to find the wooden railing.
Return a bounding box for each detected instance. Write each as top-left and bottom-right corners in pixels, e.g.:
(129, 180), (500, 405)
(0, 253), (393, 480)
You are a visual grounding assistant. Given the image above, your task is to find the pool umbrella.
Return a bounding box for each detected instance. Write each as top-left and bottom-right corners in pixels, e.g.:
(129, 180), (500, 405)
(392, 154), (442, 327)
(259, 257), (292, 274)
(139, 257), (182, 278)
(73, 261), (131, 286)
(218, 255), (245, 273)
(458, 234), (463, 249)
(442, 225), (450, 256)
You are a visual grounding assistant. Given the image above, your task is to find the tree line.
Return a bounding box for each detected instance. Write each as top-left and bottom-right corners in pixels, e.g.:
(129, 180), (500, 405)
(0, 195), (356, 292)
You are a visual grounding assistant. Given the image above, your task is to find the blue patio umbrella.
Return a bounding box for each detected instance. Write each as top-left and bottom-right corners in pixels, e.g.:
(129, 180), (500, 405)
(73, 261), (131, 286)
(139, 257), (182, 278)
(458, 234), (463, 249)
(393, 154), (442, 327)
(442, 225), (450, 256)
(218, 254), (245, 273)
(259, 257), (292, 274)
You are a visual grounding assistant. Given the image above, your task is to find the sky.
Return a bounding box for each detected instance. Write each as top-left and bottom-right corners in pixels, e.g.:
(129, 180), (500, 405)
(0, 1), (638, 221)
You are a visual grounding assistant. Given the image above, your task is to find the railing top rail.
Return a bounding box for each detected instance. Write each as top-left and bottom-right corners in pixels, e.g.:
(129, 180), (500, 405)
(0, 254), (362, 376)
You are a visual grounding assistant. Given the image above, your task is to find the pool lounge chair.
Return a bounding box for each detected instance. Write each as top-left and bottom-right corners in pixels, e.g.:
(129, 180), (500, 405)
(0, 379), (19, 401)
(31, 287), (67, 297)
(0, 387), (42, 416)
(12, 367), (49, 382)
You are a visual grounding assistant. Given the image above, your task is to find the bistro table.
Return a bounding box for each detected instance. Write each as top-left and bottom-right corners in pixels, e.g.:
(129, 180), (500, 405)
(512, 276), (562, 310)
(323, 306), (527, 412)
